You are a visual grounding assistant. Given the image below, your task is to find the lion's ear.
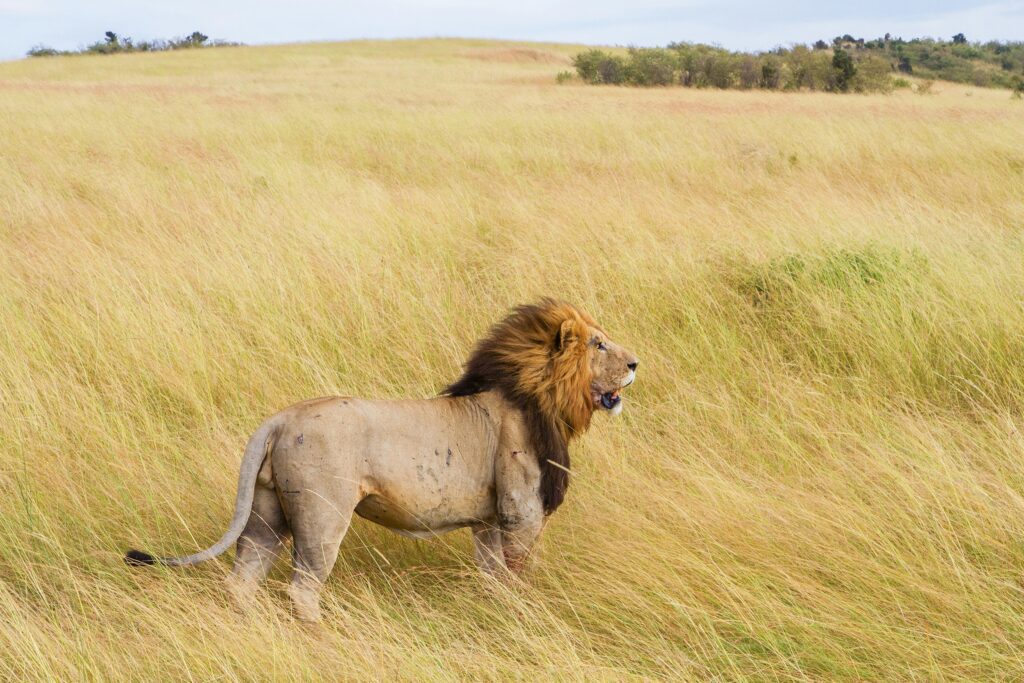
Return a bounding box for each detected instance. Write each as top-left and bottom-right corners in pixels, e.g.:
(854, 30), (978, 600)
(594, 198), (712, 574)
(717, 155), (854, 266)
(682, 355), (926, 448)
(556, 318), (580, 351)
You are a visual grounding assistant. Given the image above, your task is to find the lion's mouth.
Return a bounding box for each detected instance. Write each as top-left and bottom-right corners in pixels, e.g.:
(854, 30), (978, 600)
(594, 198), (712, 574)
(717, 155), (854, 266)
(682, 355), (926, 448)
(593, 389), (621, 410)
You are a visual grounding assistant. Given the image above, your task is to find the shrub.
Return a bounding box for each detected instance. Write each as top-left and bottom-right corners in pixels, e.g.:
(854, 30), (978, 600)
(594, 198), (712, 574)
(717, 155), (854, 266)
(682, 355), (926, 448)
(1011, 76), (1024, 99)
(760, 56), (782, 89)
(555, 70), (574, 84)
(597, 55), (627, 84)
(26, 45), (63, 57)
(915, 79), (935, 95)
(572, 49), (604, 83)
(85, 31), (128, 54)
(737, 55), (759, 89)
(624, 48), (677, 86)
(703, 52), (736, 88)
(572, 49), (626, 84)
(892, 77), (911, 88)
(783, 46), (834, 90)
(670, 43), (735, 88)
(170, 31), (209, 49)
(831, 48), (856, 92)
(851, 55), (893, 93)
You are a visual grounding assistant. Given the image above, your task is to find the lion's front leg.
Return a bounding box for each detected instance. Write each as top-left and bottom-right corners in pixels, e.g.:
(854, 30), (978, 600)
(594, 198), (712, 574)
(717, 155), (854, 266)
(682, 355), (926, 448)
(495, 446), (545, 576)
(500, 514), (543, 575)
(472, 526), (506, 575)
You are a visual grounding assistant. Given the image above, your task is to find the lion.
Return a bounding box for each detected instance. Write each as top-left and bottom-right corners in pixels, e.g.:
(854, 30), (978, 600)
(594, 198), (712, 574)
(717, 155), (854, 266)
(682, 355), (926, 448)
(125, 299), (639, 622)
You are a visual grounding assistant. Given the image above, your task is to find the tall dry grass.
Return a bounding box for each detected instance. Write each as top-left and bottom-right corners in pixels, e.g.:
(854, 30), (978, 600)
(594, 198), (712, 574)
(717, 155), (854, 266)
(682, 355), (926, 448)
(1, 38), (1024, 680)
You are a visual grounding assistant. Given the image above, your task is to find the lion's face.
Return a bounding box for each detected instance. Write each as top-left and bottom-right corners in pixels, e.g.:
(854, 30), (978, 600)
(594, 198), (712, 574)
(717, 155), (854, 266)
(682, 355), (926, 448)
(585, 327), (638, 417)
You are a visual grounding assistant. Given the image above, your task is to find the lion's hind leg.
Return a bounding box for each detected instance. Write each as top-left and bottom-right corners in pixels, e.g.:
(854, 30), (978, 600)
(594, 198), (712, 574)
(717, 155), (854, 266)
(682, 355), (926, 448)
(284, 482), (360, 623)
(226, 484), (289, 611)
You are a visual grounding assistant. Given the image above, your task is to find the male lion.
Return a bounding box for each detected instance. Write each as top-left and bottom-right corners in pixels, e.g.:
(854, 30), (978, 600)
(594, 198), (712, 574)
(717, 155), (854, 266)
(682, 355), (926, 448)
(125, 299), (638, 622)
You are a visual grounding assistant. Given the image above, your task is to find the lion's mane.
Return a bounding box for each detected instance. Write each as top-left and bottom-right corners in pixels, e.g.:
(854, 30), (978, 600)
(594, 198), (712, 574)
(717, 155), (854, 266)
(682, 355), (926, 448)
(444, 299), (598, 513)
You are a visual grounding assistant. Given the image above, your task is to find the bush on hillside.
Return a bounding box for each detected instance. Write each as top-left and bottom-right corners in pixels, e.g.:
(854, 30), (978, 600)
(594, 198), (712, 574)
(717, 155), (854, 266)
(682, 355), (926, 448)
(1012, 76), (1024, 98)
(851, 55), (894, 93)
(831, 48), (856, 92)
(26, 45), (62, 57)
(572, 49), (627, 84)
(27, 30), (239, 57)
(625, 47), (676, 86)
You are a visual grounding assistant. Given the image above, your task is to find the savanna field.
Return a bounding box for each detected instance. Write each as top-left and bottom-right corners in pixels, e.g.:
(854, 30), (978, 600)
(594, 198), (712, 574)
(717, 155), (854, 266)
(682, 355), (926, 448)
(2, 38), (1024, 680)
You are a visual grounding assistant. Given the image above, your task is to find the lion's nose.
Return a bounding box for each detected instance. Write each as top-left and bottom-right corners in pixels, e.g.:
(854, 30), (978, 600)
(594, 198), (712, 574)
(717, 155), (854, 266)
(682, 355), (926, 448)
(627, 361), (639, 371)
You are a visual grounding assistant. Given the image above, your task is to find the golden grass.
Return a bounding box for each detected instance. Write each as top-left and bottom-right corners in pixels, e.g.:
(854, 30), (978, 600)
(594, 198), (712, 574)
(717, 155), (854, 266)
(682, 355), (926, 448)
(1, 38), (1024, 680)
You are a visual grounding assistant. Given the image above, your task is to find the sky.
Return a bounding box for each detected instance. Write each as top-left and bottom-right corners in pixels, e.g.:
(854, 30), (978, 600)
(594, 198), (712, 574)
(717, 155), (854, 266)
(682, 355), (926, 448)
(1, 0), (1022, 60)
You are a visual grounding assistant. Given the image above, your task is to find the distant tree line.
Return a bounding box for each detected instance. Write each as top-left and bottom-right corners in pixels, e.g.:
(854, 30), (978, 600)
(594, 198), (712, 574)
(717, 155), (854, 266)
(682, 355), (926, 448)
(27, 31), (240, 57)
(571, 34), (1024, 93)
(843, 33), (1023, 88)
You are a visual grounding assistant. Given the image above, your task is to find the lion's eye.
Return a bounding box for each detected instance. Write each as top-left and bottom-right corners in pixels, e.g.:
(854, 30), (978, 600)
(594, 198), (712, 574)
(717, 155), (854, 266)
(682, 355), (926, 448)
(597, 342), (607, 352)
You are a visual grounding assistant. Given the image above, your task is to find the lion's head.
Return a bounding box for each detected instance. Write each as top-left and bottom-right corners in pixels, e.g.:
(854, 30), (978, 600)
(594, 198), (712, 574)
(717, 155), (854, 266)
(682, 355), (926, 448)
(444, 299), (639, 513)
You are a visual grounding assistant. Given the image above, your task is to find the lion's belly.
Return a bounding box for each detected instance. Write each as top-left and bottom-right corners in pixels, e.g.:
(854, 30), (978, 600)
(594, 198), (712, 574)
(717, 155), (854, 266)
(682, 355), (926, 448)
(354, 494), (491, 535)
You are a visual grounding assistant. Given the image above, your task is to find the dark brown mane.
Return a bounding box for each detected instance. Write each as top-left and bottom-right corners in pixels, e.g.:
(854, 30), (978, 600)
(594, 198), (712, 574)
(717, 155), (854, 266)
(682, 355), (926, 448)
(443, 299), (597, 514)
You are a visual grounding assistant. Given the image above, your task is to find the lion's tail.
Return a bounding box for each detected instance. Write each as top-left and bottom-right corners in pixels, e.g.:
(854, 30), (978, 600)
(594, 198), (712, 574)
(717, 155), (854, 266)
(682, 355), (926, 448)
(124, 419), (280, 568)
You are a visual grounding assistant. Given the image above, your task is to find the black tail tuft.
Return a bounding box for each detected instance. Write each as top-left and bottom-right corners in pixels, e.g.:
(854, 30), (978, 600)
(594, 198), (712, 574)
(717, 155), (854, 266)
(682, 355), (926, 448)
(124, 549), (157, 566)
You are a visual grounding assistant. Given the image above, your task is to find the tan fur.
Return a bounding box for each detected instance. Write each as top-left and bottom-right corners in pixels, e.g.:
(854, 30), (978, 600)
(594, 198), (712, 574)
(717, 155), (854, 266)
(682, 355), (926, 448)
(125, 300), (638, 622)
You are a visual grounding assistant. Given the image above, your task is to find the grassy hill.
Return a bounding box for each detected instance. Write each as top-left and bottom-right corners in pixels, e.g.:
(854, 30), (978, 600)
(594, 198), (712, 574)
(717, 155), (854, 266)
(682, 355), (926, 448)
(1, 39), (1023, 681)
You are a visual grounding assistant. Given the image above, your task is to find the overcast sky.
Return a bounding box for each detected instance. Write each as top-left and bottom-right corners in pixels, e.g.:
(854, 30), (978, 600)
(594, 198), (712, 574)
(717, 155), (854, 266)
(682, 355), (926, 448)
(2, 0), (1021, 61)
